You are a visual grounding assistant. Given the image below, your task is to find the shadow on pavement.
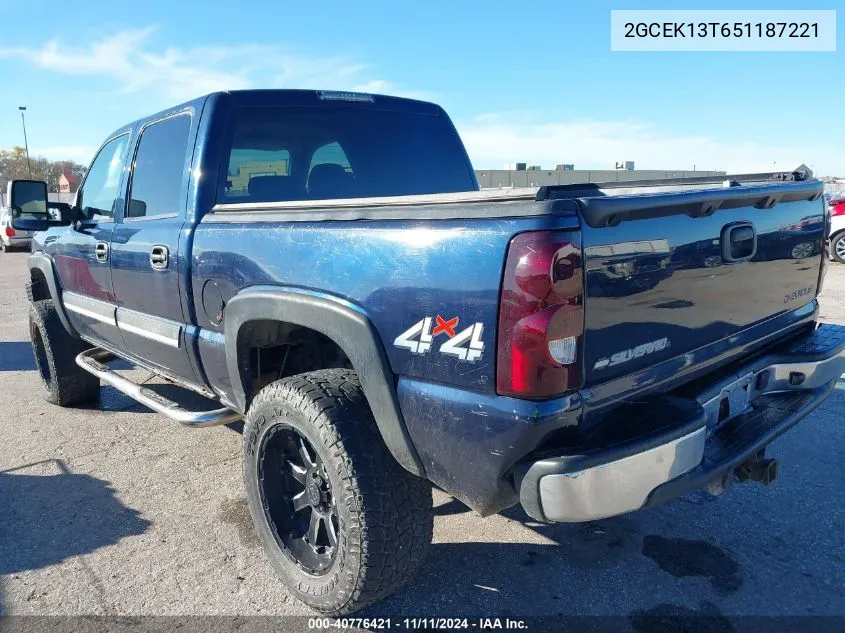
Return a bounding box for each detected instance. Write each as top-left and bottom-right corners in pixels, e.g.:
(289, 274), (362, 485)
(0, 341), (34, 371)
(364, 504), (754, 630)
(0, 459), (151, 577)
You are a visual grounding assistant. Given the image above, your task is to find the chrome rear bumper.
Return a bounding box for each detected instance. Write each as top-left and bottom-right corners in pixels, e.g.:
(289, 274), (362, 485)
(519, 323), (845, 523)
(537, 427), (706, 522)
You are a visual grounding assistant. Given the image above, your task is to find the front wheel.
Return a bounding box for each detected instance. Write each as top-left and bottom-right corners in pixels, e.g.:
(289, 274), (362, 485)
(242, 368), (433, 615)
(29, 300), (100, 406)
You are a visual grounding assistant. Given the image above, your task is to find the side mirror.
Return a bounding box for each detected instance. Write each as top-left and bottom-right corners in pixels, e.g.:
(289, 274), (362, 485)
(7, 179), (49, 232)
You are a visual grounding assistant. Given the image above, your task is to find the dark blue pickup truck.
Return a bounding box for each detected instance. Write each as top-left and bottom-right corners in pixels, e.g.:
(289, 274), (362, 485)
(7, 89), (845, 614)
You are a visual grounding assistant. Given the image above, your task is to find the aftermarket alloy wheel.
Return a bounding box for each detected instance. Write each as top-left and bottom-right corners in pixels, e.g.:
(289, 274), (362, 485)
(259, 424), (341, 575)
(243, 368), (433, 615)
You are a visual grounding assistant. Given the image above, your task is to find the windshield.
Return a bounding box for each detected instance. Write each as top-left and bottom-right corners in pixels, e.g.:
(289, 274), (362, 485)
(219, 106), (476, 204)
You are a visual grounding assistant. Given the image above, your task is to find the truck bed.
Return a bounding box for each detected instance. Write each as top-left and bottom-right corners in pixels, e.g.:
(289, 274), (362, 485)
(197, 171), (825, 397)
(205, 170), (819, 222)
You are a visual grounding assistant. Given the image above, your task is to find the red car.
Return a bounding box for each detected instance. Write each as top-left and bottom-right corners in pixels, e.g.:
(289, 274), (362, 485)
(829, 196), (845, 263)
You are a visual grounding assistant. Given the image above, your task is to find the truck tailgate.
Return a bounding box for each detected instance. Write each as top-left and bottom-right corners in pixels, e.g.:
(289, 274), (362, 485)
(577, 181), (826, 386)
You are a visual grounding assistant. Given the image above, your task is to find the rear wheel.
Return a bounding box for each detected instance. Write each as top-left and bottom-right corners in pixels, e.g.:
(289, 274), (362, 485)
(29, 300), (100, 406)
(831, 233), (845, 264)
(243, 368), (433, 615)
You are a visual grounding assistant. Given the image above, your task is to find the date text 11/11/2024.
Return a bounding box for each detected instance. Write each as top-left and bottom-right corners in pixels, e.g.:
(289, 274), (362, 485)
(308, 617), (528, 630)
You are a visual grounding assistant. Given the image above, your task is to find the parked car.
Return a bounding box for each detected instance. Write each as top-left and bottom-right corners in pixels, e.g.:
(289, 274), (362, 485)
(759, 214), (825, 260)
(0, 205), (33, 252)
(8, 89), (845, 615)
(828, 196), (845, 263)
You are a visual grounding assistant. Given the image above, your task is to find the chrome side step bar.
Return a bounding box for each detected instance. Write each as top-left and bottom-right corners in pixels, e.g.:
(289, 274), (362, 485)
(76, 348), (243, 428)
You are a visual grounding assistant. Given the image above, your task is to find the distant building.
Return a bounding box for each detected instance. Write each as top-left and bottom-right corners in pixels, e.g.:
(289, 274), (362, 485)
(475, 168), (726, 189)
(58, 172), (80, 193)
(556, 164), (575, 171)
(504, 162), (527, 171)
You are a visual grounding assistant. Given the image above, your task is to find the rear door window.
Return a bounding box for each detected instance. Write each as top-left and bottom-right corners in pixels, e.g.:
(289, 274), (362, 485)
(126, 114), (192, 219)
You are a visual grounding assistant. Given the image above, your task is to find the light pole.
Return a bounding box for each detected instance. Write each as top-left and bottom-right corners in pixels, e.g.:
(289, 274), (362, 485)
(19, 106), (32, 178)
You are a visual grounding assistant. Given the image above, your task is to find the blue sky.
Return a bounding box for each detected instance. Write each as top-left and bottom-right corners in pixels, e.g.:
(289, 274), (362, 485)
(0, 0), (842, 175)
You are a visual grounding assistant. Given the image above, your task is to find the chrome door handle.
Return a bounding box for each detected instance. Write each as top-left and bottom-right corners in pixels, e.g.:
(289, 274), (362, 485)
(150, 245), (169, 270)
(94, 241), (109, 263)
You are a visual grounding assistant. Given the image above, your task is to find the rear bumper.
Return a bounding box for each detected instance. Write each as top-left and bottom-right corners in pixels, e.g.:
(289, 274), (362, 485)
(2, 236), (31, 248)
(519, 323), (845, 523)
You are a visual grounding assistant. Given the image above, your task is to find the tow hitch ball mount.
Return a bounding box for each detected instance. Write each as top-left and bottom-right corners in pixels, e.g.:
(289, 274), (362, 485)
(736, 452), (779, 486)
(705, 451), (779, 496)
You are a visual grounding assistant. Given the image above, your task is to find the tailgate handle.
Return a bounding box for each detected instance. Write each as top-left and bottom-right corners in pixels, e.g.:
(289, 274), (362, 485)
(721, 222), (757, 263)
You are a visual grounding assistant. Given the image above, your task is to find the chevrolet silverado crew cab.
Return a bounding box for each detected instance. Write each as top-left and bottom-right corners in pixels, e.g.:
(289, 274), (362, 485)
(8, 89), (845, 615)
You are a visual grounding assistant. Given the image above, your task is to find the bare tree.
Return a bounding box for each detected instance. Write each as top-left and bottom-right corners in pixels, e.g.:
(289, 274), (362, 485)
(0, 147), (88, 192)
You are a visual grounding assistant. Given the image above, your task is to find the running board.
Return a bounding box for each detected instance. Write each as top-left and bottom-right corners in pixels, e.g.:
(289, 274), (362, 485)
(76, 348), (243, 428)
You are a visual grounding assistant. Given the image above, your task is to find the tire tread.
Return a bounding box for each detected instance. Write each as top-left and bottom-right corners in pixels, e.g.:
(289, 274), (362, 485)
(29, 299), (99, 406)
(245, 368), (432, 614)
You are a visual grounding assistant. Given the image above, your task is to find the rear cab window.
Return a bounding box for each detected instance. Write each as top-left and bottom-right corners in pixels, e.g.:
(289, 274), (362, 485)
(219, 106), (476, 204)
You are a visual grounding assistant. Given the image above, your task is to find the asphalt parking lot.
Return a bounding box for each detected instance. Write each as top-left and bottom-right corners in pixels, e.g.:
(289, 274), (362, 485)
(0, 249), (843, 625)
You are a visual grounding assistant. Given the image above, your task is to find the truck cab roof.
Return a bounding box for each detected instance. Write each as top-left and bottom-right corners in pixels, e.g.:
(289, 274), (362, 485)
(105, 89), (445, 142)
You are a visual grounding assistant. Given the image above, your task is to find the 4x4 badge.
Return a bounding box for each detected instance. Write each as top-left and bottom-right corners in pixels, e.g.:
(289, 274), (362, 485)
(394, 315), (484, 362)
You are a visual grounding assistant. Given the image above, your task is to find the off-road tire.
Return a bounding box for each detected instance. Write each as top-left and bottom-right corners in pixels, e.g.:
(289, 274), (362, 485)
(831, 232), (845, 265)
(29, 299), (100, 406)
(243, 368), (433, 615)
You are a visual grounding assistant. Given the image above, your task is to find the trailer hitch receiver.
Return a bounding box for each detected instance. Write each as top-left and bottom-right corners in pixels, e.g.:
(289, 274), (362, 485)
(736, 455), (778, 486)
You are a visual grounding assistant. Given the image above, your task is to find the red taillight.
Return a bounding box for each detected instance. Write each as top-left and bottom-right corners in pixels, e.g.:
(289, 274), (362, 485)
(4, 226), (14, 237)
(497, 231), (584, 399)
(831, 203), (845, 217)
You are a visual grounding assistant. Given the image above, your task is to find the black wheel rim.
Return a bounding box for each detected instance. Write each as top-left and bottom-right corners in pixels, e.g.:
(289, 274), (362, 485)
(31, 327), (52, 390)
(257, 424), (339, 575)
